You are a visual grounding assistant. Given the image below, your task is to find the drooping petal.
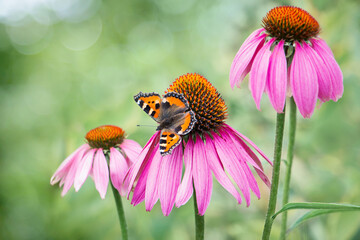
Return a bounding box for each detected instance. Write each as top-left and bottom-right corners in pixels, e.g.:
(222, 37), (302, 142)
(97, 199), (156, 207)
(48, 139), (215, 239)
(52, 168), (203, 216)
(93, 149), (109, 199)
(224, 124), (271, 165)
(61, 163), (79, 197)
(290, 42), (319, 118)
(311, 39), (343, 101)
(230, 28), (267, 88)
(175, 136), (194, 207)
(144, 147), (162, 211)
(268, 40), (287, 113)
(131, 153), (154, 206)
(219, 129), (261, 199)
(126, 132), (160, 198)
(249, 38), (274, 110)
(213, 133), (251, 206)
(204, 134), (242, 204)
(120, 139), (142, 164)
(159, 146), (183, 216)
(130, 147), (157, 205)
(192, 134), (213, 215)
(228, 131), (271, 188)
(302, 42), (333, 102)
(109, 147), (129, 196)
(312, 38), (334, 57)
(231, 28), (265, 66)
(73, 148), (96, 192)
(50, 144), (90, 185)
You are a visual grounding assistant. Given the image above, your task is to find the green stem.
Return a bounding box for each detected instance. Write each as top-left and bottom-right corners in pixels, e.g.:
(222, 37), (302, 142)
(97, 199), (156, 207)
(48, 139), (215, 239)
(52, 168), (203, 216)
(280, 97), (297, 240)
(262, 109), (286, 240)
(193, 191), (204, 240)
(105, 153), (128, 240)
(111, 184), (128, 240)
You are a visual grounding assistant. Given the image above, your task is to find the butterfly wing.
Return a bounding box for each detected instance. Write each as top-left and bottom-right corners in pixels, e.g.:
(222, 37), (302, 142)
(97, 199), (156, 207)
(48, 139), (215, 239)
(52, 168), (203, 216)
(162, 92), (190, 110)
(159, 129), (181, 156)
(173, 110), (197, 135)
(134, 92), (162, 122)
(161, 92), (197, 135)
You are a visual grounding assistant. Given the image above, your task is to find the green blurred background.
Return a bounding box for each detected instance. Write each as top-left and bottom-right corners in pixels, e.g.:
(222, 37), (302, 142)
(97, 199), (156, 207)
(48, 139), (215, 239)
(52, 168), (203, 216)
(1, 0), (359, 239)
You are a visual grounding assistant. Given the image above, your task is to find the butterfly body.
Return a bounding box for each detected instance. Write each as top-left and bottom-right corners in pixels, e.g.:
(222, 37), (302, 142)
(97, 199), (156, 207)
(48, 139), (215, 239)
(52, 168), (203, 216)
(134, 91), (197, 156)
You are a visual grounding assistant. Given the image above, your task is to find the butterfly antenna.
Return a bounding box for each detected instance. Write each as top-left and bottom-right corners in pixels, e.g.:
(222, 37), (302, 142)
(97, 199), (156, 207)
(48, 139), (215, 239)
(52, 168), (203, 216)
(136, 124), (157, 128)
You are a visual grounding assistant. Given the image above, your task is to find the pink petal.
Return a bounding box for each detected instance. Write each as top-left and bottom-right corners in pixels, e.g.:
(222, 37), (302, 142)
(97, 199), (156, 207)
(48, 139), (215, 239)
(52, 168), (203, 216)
(144, 147), (162, 211)
(109, 147), (129, 196)
(61, 163), (78, 197)
(219, 129), (261, 198)
(213, 133), (251, 206)
(120, 139), (142, 164)
(302, 42), (333, 102)
(230, 28), (266, 88)
(131, 155), (153, 206)
(237, 154), (261, 199)
(192, 134), (213, 215)
(121, 139), (142, 151)
(50, 144), (89, 185)
(130, 147), (158, 206)
(175, 136), (194, 207)
(249, 38), (274, 110)
(126, 132), (160, 198)
(224, 124), (271, 165)
(74, 148), (97, 192)
(268, 40), (287, 113)
(290, 42), (319, 118)
(311, 39), (343, 101)
(231, 28), (264, 67)
(204, 134), (242, 204)
(312, 38), (334, 57)
(159, 146), (183, 216)
(93, 149), (109, 199)
(224, 126), (270, 187)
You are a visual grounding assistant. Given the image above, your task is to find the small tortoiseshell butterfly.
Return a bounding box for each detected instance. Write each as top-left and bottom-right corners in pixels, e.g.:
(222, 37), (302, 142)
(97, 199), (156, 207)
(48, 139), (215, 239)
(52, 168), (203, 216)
(134, 92), (197, 156)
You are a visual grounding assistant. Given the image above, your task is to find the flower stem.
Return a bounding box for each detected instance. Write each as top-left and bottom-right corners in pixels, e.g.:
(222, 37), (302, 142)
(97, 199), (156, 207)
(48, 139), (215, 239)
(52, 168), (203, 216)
(105, 153), (128, 240)
(280, 97), (297, 240)
(110, 182), (128, 240)
(262, 108), (286, 240)
(193, 191), (204, 240)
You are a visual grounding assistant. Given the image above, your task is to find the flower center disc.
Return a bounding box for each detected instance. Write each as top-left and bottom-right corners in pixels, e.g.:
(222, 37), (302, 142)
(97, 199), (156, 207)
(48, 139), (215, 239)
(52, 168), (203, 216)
(262, 6), (320, 42)
(166, 73), (227, 132)
(85, 125), (125, 149)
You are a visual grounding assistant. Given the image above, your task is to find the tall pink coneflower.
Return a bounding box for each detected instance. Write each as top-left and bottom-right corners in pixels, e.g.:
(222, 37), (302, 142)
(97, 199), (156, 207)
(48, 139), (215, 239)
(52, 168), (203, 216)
(51, 125), (142, 198)
(127, 73), (272, 216)
(229, 6), (343, 118)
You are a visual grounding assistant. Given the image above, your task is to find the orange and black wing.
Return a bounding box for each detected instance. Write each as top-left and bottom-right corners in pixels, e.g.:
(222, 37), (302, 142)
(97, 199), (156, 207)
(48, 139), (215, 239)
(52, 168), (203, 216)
(134, 92), (162, 121)
(159, 130), (181, 156)
(173, 110), (197, 135)
(162, 92), (190, 110)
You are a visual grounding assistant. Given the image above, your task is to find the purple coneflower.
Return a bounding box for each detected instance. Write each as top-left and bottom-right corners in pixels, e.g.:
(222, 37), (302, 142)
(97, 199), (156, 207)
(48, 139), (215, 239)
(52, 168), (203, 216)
(229, 6), (343, 118)
(127, 73), (272, 216)
(51, 125), (142, 199)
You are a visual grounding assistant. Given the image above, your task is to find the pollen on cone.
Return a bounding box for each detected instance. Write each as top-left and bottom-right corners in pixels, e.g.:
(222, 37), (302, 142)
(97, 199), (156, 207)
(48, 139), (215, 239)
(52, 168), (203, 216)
(262, 6), (320, 41)
(166, 73), (227, 132)
(85, 125), (125, 149)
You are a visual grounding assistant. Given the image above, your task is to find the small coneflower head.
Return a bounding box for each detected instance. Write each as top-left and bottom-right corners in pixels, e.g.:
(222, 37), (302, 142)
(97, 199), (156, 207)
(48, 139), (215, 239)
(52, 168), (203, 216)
(230, 6), (343, 118)
(51, 125), (142, 199)
(127, 73), (272, 216)
(86, 125), (125, 149)
(166, 73), (227, 132)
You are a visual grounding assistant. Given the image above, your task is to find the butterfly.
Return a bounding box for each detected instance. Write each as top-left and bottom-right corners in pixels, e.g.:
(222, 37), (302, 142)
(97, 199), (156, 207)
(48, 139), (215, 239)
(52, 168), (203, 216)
(134, 91), (197, 156)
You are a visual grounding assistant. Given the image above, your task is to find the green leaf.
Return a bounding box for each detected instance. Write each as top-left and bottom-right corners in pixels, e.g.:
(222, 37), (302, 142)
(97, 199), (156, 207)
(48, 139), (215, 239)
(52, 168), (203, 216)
(272, 202), (360, 232)
(288, 209), (340, 232)
(272, 202), (360, 220)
